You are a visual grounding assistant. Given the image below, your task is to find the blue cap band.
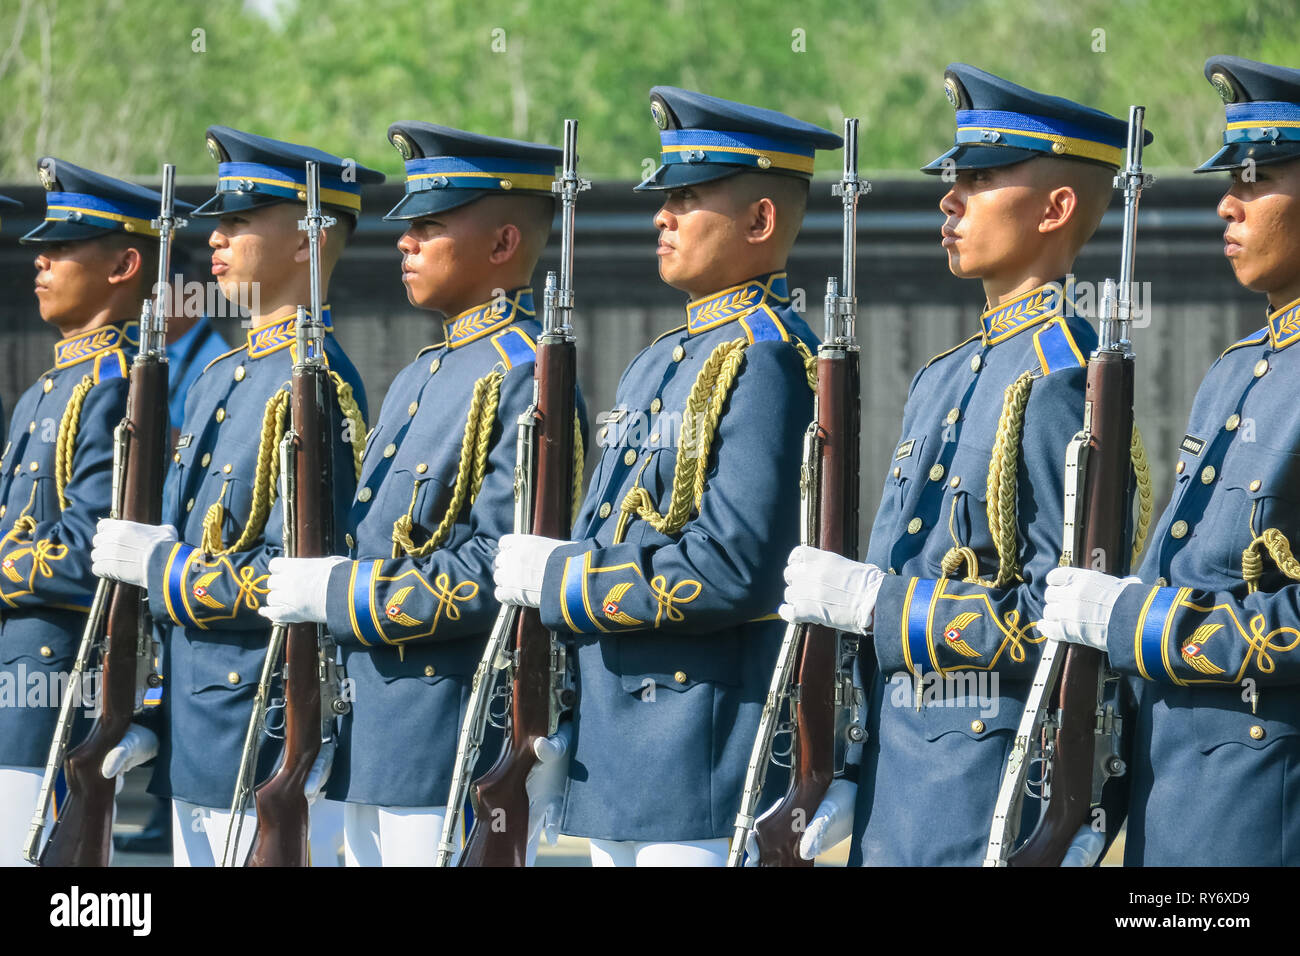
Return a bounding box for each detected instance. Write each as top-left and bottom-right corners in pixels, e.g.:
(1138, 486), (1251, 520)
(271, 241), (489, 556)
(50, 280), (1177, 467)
(1224, 100), (1300, 143)
(216, 161), (362, 212)
(954, 109), (1123, 166)
(403, 155), (555, 193)
(43, 190), (158, 235)
(657, 128), (816, 174)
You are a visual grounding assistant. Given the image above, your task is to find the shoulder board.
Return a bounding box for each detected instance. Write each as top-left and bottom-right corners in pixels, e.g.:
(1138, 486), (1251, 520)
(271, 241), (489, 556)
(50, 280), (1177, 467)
(490, 327), (537, 370)
(736, 303), (790, 345)
(1032, 317), (1087, 375)
(91, 349), (128, 385)
(923, 330), (983, 370)
(650, 323), (688, 347)
(202, 343), (248, 375)
(1220, 327), (1269, 359)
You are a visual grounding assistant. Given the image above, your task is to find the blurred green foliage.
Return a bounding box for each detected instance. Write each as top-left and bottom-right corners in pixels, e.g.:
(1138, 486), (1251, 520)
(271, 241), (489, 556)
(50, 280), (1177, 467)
(0, 0), (1293, 182)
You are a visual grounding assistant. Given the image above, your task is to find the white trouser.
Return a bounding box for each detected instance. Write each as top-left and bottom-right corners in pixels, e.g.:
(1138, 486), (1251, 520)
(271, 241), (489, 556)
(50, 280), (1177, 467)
(589, 837), (729, 867)
(172, 796), (346, 867)
(0, 766), (43, 867)
(343, 803), (449, 867)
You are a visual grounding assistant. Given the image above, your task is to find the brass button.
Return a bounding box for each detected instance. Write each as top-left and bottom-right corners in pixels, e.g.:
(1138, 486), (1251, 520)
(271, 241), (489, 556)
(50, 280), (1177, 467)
(424, 665), (437, 678)
(0, 505), (5, 518)
(1254, 359), (1269, 378)
(623, 449), (637, 466)
(673, 670), (688, 684)
(650, 432), (661, 444)
(672, 345), (685, 362)
(227, 671), (240, 685)
(29, 461), (38, 472)
(408, 401), (418, 417)
(429, 358), (441, 375)
(416, 463), (428, 474)
(892, 466), (901, 478)
(215, 408), (226, 422)
(173, 452), (181, 463)
(929, 464), (945, 482)
(201, 453), (211, 468)
(1249, 479), (1262, 492)
(1249, 724), (1265, 740)
(223, 463), (233, 474)
(27, 421), (35, 433)
(358, 487), (372, 502)
(907, 517), (923, 535)
(650, 398), (662, 414)
(970, 719), (985, 734)
(39, 646), (53, 658)
(1170, 520), (1188, 539)
(1225, 413), (1240, 431)
(383, 443), (396, 458)
(598, 502), (612, 518)
(597, 426), (608, 444)
(1175, 460), (1185, 474)
(1154, 576), (1168, 587)
(945, 407), (960, 425)
(970, 354), (981, 373)
(1200, 466), (1215, 484)
(43, 379), (52, 393)
(949, 475), (961, 488)
(234, 366), (246, 382)
(345, 533), (355, 548)
(186, 498), (194, 512)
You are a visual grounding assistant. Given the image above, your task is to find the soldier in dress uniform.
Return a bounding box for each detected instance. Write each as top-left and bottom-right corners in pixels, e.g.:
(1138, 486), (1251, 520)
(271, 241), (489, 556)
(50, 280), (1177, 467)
(778, 65), (1149, 865)
(90, 126), (379, 866)
(1042, 56), (1300, 866)
(260, 122), (587, 866)
(492, 87), (839, 866)
(0, 161), (193, 865)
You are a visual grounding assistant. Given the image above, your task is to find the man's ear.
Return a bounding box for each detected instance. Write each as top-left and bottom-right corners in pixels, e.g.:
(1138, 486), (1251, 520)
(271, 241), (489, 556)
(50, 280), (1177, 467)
(1040, 185), (1079, 236)
(745, 197), (778, 245)
(488, 222), (523, 265)
(292, 224), (328, 265)
(106, 245), (143, 286)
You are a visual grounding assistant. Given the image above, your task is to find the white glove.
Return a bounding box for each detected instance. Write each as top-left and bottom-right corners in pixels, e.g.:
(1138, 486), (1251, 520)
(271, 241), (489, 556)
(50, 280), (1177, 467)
(493, 534), (563, 609)
(1061, 822), (1105, 867)
(799, 778), (857, 860)
(91, 519), (177, 587)
(258, 555), (349, 624)
(525, 723), (572, 848)
(100, 723), (159, 778)
(304, 740), (334, 806)
(779, 545), (883, 635)
(1039, 566), (1140, 652)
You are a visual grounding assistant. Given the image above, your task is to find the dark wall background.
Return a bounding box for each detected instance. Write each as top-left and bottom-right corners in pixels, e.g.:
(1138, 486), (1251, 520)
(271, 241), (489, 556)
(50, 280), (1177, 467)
(0, 177), (1259, 546)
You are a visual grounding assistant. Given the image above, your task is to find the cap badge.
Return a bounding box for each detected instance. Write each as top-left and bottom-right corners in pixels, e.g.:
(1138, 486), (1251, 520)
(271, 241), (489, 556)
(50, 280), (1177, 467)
(1210, 71), (1236, 104)
(944, 76), (961, 110)
(392, 132), (415, 160)
(650, 99), (669, 130)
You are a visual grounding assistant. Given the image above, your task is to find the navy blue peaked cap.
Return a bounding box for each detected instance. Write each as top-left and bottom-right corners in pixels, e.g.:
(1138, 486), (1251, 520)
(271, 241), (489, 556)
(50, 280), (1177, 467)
(636, 86), (842, 190)
(194, 125), (384, 218)
(1196, 56), (1300, 172)
(922, 63), (1152, 174)
(20, 158), (195, 244)
(384, 121), (562, 220)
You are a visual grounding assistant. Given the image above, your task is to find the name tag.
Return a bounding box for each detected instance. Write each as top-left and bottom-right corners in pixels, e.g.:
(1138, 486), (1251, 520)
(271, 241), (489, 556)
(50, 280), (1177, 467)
(605, 408), (627, 423)
(176, 434), (193, 449)
(894, 439), (915, 461)
(1180, 434), (1205, 457)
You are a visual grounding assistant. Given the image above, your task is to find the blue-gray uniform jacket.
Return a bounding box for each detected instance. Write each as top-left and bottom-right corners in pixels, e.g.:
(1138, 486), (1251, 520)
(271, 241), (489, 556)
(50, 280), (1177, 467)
(852, 281), (1099, 866)
(322, 289), (586, 807)
(0, 322), (139, 767)
(538, 272), (815, 843)
(1105, 299), (1300, 866)
(143, 309), (367, 808)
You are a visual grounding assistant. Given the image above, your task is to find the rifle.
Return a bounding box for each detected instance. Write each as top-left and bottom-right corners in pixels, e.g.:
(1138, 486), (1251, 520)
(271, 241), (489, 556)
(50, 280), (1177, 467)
(225, 161), (347, 866)
(24, 165), (180, 866)
(436, 119), (587, 867)
(727, 118), (867, 868)
(984, 106), (1152, 867)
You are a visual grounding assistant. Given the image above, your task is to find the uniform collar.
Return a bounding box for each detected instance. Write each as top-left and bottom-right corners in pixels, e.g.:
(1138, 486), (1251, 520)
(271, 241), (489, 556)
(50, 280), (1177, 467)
(246, 306), (332, 359)
(443, 287), (534, 348)
(53, 320), (139, 369)
(1266, 294), (1300, 350)
(980, 277), (1074, 345)
(686, 272), (789, 335)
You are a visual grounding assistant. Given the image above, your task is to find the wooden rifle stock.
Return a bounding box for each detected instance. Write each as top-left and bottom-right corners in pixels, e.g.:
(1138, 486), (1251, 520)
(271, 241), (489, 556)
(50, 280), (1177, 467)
(40, 359), (168, 867)
(247, 362), (331, 867)
(1009, 349), (1133, 866)
(752, 348), (860, 867)
(461, 338), (576, 867)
